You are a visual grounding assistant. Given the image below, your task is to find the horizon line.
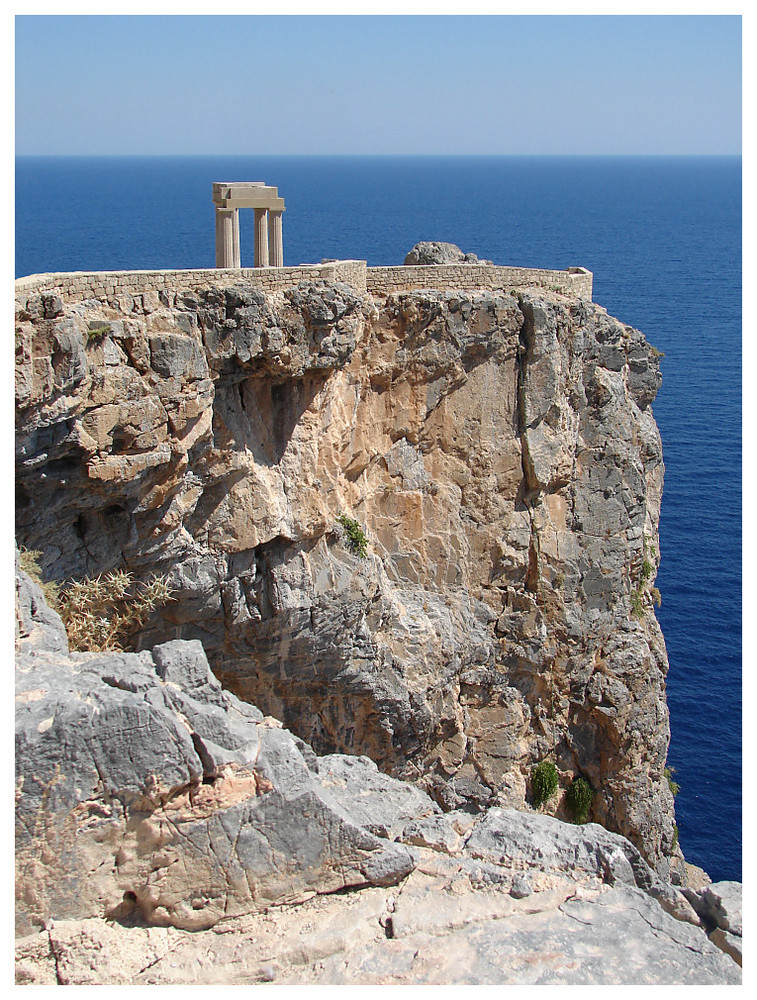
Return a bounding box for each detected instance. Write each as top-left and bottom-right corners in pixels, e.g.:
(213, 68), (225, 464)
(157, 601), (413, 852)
(15, 152), (743, 159)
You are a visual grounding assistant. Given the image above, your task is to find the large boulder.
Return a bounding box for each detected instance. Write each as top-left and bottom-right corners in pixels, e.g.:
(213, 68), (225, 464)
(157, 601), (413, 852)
(403, 241), (489, 265)
(464, 807), (658, 889)
(315, 753), (440, 838)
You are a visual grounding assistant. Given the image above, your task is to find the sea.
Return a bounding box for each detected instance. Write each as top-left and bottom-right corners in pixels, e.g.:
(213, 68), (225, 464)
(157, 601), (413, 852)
(15, 155), (742, 883)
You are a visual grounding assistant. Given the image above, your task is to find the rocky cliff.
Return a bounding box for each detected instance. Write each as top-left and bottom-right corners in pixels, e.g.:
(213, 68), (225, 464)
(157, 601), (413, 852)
(15, 268), (675, 876)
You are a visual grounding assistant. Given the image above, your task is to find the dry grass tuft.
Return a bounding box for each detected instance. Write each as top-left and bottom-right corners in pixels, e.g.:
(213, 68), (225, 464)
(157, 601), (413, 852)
(57, 570), (173, 652)
(18, 548), (61, 609)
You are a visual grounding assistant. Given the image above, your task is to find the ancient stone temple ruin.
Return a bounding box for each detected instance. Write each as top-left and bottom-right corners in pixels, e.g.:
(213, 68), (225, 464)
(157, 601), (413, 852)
(212, 182), (285, 268)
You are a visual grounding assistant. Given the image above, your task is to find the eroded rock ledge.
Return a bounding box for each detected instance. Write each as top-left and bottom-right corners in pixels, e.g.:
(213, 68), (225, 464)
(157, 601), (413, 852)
(14, 566), (740, 984)
(16, 273), (671, 874)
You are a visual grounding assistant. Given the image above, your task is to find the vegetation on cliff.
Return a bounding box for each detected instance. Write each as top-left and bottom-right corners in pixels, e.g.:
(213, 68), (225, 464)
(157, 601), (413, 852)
(18, 549), (172, 652)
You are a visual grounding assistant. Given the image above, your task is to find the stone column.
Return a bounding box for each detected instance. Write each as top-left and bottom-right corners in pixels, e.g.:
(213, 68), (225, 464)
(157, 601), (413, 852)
(268, 210), (283, 267)
(254, 209), (269, 268)
(231, 210), (241, 268)
(215, 208), (240, 268)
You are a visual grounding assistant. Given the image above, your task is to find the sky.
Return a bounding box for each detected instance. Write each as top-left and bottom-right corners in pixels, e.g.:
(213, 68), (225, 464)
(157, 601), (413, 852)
(14, 13), (742, 156)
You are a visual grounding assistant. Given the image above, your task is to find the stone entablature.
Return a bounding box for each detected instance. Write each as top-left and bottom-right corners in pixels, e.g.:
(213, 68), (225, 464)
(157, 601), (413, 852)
(212, 182), (285, 269)
(14, 261), (592, 311)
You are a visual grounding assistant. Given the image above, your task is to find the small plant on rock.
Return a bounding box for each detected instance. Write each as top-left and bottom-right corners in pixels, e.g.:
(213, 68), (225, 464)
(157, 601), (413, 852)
(58, 569), (173, 652)
(532, 760), (559, 807)
(664, 766), (680, 798)
(337, 514), (368, 559)
(87, 322), (111, 343)
(630, 587), (645, 619)
(630, 538), (661, 619)
(18, 547), (61, 609)
(565, 776), (594, 824)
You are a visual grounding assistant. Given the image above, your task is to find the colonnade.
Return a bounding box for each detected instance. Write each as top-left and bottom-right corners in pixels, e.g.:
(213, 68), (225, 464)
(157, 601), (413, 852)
(212, 182), (285, 268)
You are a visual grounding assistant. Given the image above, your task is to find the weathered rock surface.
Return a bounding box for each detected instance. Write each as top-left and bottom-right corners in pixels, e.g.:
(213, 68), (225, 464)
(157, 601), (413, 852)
(681, 880), (743, 965)
(15, 550), (67, 654)
(685, 879), (743, 935)
(16, 877), (740, 986)
(403, 241), (491, 265)
(315, 753), (441, 838)
(15, 567), (414, 936)
(465, 807), (658, 889)
(14, 569), (740, 983)
(15, 274), (675, 874)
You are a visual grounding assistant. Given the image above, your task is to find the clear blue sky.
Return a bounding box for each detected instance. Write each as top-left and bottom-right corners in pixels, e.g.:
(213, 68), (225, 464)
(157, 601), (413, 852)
(15, 14), (742, 155)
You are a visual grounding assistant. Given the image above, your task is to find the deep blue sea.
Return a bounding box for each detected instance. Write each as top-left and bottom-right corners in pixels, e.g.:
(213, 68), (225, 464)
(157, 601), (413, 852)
(15, 155), (742, 882)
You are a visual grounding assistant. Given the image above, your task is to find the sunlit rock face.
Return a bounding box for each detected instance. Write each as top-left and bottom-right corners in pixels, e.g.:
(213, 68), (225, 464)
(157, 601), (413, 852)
(15, 275), (675, 873)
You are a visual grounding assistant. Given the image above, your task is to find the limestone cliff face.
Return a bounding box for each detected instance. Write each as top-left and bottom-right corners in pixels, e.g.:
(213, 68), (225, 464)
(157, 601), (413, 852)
(15, 277), (675, 872)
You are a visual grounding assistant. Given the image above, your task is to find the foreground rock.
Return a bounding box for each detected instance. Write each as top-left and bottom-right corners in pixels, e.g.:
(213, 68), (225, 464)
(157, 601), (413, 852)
(15, 273), (673, 873)
(15, 570), (413, 935)
(16, 876), (739, 986)
(14, 569), (740, 983)
(682, 880), (743, 966)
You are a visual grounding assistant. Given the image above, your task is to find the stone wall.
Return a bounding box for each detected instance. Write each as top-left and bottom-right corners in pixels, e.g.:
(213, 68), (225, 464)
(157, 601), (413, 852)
(14, 261), (593, 310)
(366, 264), (593, 300)
(13, 260), (369, 308)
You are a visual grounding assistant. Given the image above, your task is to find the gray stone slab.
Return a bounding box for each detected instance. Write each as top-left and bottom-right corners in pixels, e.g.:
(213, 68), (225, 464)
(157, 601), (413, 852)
(315, 753), (440, 839)
(464, 808), (656, 890)
(299, 885), (740, 985)
(15, 605), (417, 934)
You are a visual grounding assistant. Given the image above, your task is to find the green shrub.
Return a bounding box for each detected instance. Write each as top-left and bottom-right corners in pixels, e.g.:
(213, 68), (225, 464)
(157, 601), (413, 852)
(664, 766), (680, 798)
(337, 514), (368, 558)
(87, 322), (111, 342)
(630, 541), (661, 618)
(565, 776), (594, 824)
(532, 760), (559, 807)
(630, 588), (645, 619)
(671, 824), (679, 853)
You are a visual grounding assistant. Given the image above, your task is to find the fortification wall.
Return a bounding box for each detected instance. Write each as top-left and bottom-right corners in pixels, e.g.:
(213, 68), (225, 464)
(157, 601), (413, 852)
(14, 260), (593, 311)
(366, 264), (593, 299)
(13, 260), (369, 309)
